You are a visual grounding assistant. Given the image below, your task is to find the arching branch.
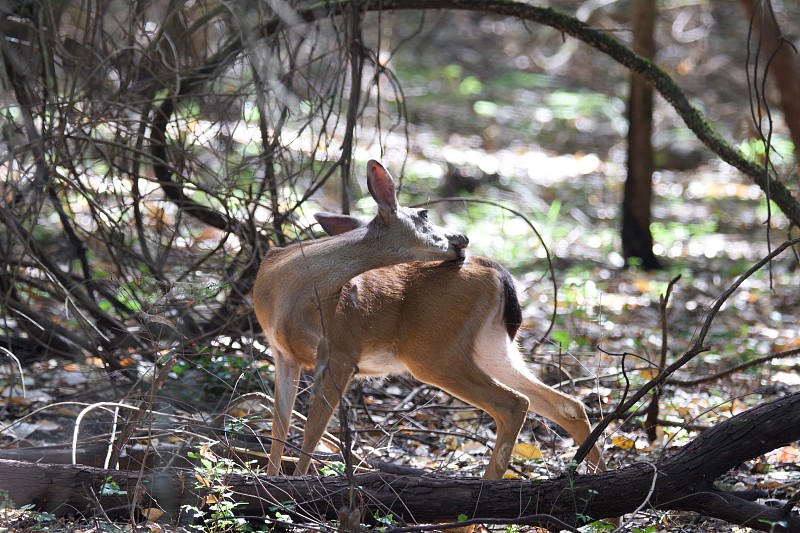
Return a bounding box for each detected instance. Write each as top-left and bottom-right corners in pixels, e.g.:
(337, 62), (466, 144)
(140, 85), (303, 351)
(188, 1), (797, 226)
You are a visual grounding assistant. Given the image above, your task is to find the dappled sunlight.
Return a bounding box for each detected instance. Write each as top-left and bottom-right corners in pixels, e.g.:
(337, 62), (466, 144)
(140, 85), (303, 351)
(1, 1), (799, 531)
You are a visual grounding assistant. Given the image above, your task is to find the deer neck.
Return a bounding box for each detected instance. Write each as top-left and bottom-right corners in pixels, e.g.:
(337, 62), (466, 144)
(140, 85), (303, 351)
(266, 224), (407, 299)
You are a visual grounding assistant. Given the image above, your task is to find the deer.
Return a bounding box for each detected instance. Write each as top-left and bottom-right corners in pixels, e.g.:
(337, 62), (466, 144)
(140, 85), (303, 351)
(253, 159), (606, 479)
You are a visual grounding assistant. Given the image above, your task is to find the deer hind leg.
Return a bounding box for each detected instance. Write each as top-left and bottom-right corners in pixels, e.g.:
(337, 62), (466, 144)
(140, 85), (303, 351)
(403, 353), (530, 480)
(483, 342), (606, 473)
(268, 352), (302, 476)
(294, 356), (357, 476)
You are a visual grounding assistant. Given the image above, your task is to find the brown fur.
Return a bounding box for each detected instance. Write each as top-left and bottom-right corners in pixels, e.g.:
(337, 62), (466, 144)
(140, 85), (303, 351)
(253, 160), (605, 478)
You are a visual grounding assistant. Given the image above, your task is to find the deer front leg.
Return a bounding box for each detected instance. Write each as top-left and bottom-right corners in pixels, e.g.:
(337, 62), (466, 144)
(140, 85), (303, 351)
(268, 353), (302, 476)
(294, 355), (357, 476)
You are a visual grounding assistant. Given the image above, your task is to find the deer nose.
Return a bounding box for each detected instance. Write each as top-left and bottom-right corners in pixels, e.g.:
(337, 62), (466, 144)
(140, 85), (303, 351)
(450, 233), (469, 249)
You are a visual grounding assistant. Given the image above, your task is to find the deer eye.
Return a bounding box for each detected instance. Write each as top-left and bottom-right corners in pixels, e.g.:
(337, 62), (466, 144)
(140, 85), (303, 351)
(418, 210), (429, 220)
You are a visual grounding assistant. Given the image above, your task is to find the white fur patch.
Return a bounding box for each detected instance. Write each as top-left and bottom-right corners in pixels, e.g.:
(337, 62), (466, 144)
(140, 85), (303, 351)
(356, 347), (409, 377)
(473, 322), (532, 383)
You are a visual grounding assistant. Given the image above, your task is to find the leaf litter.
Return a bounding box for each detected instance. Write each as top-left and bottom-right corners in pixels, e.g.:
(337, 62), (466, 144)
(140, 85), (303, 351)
(2, 3), (800, 531)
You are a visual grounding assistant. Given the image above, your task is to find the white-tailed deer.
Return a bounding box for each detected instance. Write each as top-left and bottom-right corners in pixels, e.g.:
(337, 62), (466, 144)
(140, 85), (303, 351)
(253, 160), (605, 478)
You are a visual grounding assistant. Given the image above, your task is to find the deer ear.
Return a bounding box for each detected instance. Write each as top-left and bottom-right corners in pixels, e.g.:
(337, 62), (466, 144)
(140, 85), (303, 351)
(366, 160), (398, 215)
(314, 212), (364, 236)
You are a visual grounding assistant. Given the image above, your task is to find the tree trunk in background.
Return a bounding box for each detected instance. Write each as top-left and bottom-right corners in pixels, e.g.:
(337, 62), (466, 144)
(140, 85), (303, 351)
(739, 0), (800, 167)
(622, 0), (662, 270)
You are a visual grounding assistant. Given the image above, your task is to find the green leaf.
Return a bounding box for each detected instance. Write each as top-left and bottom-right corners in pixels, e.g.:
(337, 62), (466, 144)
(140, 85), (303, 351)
(551, 330), (571, 348)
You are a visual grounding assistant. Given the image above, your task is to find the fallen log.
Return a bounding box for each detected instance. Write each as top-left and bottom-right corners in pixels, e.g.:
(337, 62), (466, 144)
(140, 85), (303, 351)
(0, 393), (797, 531)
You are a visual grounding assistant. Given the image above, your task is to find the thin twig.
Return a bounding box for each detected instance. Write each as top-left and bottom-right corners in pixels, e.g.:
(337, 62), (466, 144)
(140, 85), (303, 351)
(573, 237), (800, 466)
(669, 346), (800, 387)
(644, 274), (681, 441)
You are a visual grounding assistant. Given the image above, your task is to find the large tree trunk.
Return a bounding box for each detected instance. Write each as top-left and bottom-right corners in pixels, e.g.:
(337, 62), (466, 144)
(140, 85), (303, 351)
(622, 0), (662, 269)
(1, 393), (798, 531)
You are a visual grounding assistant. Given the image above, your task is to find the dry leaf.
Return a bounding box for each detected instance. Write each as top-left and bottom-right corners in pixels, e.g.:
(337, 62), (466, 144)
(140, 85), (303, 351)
(512, 442), (543, 460)
(141, 508), (165, 521)
(612, 436), (636, 450)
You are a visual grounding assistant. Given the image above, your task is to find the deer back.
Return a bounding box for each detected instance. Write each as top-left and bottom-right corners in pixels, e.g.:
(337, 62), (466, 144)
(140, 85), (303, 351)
(321, 257), (522, 377)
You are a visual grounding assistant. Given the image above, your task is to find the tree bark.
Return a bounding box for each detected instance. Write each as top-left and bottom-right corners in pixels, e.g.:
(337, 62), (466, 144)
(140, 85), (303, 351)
(1, 393), (798, 531)
(623, 0), (661, 270)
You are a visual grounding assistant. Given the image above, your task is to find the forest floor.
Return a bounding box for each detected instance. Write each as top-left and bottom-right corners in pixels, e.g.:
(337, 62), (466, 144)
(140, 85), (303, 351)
(2, 2), (800, 532)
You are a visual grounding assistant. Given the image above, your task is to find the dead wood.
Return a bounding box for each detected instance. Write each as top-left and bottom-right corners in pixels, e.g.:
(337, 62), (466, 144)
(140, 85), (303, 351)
(0, 393), (797, 531)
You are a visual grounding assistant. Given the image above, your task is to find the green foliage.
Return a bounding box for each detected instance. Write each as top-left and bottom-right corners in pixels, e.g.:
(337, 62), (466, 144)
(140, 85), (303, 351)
(546, 90), (610, 120)
(493, 70), (550, 89)
(458, 75), (484, 96)
(24, 509), (58, 530)
(551, 329), (571, 349)
(442, 64), (463, 79)
(115, 276), (158, 312)
(223, 416), (259, 433)
(177, 99), (202, 122)
(242, 101), (259, 123)
(319, 461), (346, 476)
(580, 519), (617, 531)
(755, 199), (783, 221)
(739, 136), (795, 160)
(98, 476), (127, 496)
(649, 220), (718, 244)
(183, 444), (258, 532)
(473, 100), (499, 117)
(372, 510), (398, 531)
(272, 510), (294, 526)
(0, 490), (14, 510)
(0, 492), (57, 531)
(394, 42), (628, 150)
